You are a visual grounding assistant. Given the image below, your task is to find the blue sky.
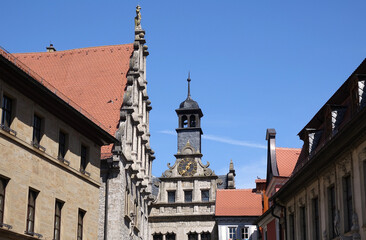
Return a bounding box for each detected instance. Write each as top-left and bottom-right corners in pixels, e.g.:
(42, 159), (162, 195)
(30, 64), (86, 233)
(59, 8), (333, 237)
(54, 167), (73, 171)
(2, 1), (366, 188)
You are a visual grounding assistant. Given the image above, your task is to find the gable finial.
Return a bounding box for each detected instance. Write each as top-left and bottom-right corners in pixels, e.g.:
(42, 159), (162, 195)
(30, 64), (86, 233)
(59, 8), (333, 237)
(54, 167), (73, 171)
(135, 5), (142, 30)
(187, 71), (191, 98)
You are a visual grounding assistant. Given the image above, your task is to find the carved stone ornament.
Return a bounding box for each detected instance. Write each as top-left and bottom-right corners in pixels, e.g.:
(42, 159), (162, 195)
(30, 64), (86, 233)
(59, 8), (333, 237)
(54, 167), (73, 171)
(287, 206), (293, 213)
(217, 178), (223, 185)
(203, 168), (213, 176)
(358, 147), (366, 161)
(298, 197), (305, 206)
(323, 168), (335, 185)
(337, 155), (352, 175)
(162, 169), (173, 178)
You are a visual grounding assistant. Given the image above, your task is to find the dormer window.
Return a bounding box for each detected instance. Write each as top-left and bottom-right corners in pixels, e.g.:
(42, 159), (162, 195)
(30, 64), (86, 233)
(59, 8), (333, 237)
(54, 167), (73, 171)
(307, 129), (322, 155)
(358, 79), (366, 108)
(189, 115), (196, 127)
(331, 107), (346, 135)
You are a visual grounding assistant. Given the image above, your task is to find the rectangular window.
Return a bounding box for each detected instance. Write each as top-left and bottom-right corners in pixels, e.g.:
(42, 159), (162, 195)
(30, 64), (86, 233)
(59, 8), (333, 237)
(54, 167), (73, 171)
(77, 209), (85, 240)
(228, 227), (237, 239)
(1, 95), (12, 128)
(168, 191), (175, 203)
(201, 190), (209, 202)
(32, 115), (42, 145)
(289, 213), (295, 240)
(0, 177), (9, 224)
(184, 190), (192, 202)
(26, 189), (38, 234)
(80, 145), (88, 172)
(300, 206), (306, 240)
(328, 186), (336, 239)
(201, 232), (211, 240)
(53, 200), (63, 240)
(343, 175), (353, 232)
(58, 131), (67, 159)
(241, 227), (249, 239)
(312, 197), (320, 240)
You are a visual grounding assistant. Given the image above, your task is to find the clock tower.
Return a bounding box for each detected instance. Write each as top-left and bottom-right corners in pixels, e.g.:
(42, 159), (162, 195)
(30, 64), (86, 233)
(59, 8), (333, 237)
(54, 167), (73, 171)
(176, 73), (203, 153)
(150, 74), (219, 240)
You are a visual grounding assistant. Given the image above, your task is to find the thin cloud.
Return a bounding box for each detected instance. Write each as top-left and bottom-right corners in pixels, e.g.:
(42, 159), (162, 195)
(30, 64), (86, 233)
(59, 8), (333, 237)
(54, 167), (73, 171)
(158, 130), (266, 149)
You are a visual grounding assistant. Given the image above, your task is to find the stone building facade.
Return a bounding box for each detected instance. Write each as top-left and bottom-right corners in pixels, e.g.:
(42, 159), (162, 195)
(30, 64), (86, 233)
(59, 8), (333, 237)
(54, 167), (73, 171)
(9, 6), (155, 240)
(0, 46), (115, 239)
(266, 59), (366, 239)
(149, 77), (220, 240)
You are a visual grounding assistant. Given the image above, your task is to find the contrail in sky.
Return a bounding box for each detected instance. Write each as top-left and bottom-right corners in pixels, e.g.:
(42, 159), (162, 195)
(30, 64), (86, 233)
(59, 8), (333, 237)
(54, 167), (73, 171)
(158, 130), (266, 149)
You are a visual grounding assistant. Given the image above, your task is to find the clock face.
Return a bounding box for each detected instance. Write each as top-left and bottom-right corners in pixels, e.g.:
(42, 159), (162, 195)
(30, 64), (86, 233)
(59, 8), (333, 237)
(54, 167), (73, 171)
(177, 158), (197, 176)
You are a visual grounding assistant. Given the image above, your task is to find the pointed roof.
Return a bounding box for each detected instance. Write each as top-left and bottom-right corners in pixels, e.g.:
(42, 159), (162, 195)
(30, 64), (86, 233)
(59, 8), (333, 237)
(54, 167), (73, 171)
(179, 73), (200, 109)
(13, 44), (134, 158)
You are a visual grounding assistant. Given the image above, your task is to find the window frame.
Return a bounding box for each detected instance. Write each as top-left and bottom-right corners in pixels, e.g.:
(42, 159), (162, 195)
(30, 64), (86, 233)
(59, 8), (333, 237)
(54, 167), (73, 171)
(184, 190), (193, 203)
(288, 213), (295, 240)
(312, 197), (320, 240)
(299, 206), (306, 240)
(188, 232), (198, 240)
(1, 95), (12, 128)
(80, 145), (88, 172)
(167, 191), (175, 203)
(166, 232), (176, 240)
(343, 175), (353, 232)
(77, 209), (85, 240)
(241, 227), (249, 239)
(32, 114), (42, 145)
(228, 226), (237, 240)
(58, 131), (67, 159)
(201, 189), (209, 202)
(53, 199), (64, 240)
(0, 177), (9, 224)
(153, 233), (163, 240)
(26, 188), (39, 235)
(327, 185), (336, 239)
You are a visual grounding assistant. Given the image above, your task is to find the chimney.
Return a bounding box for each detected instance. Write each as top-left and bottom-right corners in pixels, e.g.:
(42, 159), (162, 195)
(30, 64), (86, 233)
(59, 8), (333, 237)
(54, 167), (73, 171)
(46, 44), (56, 52)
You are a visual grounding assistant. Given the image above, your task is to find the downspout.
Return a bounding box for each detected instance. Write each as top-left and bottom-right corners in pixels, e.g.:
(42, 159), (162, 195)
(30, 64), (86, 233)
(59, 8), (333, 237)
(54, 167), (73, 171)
(104, 158), (112, 240)
(271, 199), (287, 240)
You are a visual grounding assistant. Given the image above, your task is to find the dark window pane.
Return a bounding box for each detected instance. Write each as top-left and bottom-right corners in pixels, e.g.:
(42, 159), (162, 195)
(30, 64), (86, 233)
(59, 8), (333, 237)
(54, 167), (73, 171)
(54, 200), (63, 240)
(185, 191), (192, 202)
(201, 190), (209, 202)
(153, 234), (163, 240)
(1, 96), (12, 127)
(27, 189), (38, 234)
(188, 233), (198, 240)
(201, 232), (211, 240)
(58, 132), (66, 158)
(77, 209), (85, 240)
(80, 145), (88, 171)
(328, 186), (336, 239)
(300, 207), (306, 240)
(312, 198), (320, 240)
(0, 178), (7, 224)
(343, 175), (353, 232)
(166, 233), (175, 240)
(33, 115), (42, 144)
(289, 214), (295, 240)
(168, 191), (175, 203)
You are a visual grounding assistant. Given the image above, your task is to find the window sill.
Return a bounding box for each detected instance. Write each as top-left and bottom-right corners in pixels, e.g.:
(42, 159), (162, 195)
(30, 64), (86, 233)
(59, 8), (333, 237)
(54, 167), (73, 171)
(24, 231), (43, 239)
(0, 124), (17, 136)
(57, 156), (70, 166)
(80, 168), (91, 177)
(31, 142), (46, 152)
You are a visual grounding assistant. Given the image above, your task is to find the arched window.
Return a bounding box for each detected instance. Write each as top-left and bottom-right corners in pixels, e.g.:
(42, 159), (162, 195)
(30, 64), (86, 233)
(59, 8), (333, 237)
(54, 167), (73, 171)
(190, 115), (196, 127)
(188, 232), (198, 240)
(201, 232), (211, 240)
(153, 233), (163, 240)
(166, 232), (176, 240)
(181, 115), (188, 128)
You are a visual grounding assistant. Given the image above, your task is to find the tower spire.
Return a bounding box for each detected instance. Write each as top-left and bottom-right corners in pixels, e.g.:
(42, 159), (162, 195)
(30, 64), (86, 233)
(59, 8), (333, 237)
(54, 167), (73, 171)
(187, 72), (191, 99)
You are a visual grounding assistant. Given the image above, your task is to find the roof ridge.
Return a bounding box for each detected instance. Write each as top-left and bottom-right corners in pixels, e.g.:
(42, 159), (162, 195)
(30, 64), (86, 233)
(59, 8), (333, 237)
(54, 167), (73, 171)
(217, 189), (255, 192)
(276, 147), (301, 150)
(13, 43), (134, 55)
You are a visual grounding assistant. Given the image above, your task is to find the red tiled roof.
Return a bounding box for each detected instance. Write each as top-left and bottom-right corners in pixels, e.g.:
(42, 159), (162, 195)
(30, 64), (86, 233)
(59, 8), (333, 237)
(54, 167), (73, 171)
(215, 189), (262, 216)
(255, 179), (266, 183)
(276, 147), (301, 177)
(13, 44), (134, 157)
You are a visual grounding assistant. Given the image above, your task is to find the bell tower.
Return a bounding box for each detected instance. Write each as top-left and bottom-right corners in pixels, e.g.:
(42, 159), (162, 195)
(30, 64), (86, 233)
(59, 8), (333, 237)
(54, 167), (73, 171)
(175, 74), (203, 153)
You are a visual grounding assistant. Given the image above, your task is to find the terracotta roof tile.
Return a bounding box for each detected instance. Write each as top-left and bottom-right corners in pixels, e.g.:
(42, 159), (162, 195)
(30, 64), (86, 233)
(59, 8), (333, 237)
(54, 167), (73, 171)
(276, 147), (301, 177)
(13, 44), (133, 156)
(215, 189), (262, 216)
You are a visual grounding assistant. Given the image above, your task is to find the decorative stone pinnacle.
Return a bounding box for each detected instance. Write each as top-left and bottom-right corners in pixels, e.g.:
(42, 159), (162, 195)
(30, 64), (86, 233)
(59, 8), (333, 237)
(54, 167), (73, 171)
(230, 159), (234, 171)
